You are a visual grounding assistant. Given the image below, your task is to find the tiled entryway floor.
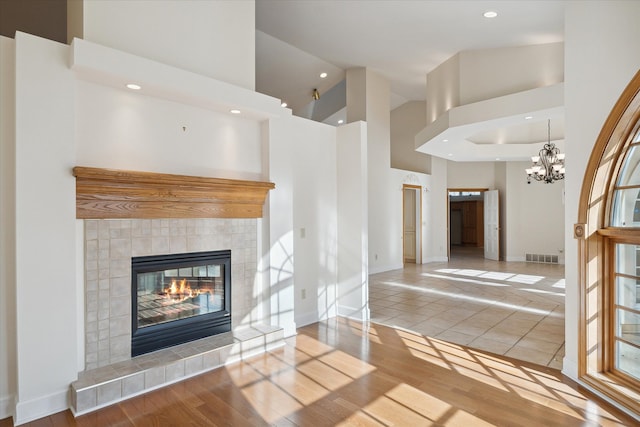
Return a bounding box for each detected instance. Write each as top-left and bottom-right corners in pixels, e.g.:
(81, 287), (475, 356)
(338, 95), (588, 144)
(369, 252), (565, 369)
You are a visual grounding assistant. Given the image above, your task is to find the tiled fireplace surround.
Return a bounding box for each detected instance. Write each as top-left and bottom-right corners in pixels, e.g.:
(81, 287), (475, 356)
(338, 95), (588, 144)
(72, 217), (284, 414)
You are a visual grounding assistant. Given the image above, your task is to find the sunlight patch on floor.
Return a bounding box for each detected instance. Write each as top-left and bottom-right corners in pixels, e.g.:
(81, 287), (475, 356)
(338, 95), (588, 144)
(241, 379), (304, 423)
(233, 339), (378, 423)
(506, 274), (545, 284)
(552, 279), (566, 289)
(359, 383), (448, 425)
(423, 272), (511, 287)
(384, 281), (561, 317)
(434, 268), (460, 274)
(435, 268), (517, 281)
(479, 271), (517, 280)
(521, 288), (565, 297)
(383, 328), (596, 424)
(408, 346), (455, 371)
(319, 350), (376, 379)
(454, 269), (487, 277)
(434, 268), (546, 285)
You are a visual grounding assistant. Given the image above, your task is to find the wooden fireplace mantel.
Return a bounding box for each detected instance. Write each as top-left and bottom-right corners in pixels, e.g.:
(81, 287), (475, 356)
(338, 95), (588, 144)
(72, 166), (275, 219)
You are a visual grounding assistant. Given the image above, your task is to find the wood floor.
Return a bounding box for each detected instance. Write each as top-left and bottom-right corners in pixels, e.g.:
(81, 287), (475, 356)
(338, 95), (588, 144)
(4, 317), (637, 426)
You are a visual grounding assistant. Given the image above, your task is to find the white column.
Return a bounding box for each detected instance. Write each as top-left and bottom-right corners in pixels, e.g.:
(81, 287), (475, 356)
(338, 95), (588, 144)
(13, 33), (78, 424)
(337, 122), (369, 321)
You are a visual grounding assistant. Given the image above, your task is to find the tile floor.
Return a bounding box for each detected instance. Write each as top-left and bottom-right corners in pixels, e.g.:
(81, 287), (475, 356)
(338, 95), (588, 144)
(369, 248), (565, 369)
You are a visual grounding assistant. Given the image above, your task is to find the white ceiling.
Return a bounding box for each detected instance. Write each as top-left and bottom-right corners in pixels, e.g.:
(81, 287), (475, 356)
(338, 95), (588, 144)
(255, 0), (566, 161)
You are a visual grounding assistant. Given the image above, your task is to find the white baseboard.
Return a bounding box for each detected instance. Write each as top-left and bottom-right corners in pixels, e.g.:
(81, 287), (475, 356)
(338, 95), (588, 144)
(561, 356), (578, 381)
(282, 321), (297, 338)
(423, 256), (448, 263)
(0, 395), (14, 421)
(337, 304), (370, 322)
(295, 312), (320, 328)
(13, 389), (68, 426)
(369, 263), (403, 275)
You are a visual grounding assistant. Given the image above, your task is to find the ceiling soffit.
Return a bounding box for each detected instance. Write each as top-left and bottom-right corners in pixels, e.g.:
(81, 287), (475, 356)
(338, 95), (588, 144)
(415, 83), (565, 162)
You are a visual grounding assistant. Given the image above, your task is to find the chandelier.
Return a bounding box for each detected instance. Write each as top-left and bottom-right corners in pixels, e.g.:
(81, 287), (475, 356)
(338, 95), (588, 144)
(526, 119), (565, 184)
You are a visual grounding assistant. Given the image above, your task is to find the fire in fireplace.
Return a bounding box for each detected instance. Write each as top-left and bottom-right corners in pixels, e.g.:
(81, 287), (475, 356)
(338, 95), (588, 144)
(131, 250), (231, 356)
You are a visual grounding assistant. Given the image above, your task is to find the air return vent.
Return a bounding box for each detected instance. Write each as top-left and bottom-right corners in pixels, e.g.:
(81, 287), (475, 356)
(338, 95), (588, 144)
(525, 253), (559, 264)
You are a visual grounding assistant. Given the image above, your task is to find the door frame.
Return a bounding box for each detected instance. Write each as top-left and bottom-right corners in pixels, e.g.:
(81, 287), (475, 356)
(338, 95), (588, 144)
(402, 184), (422, 264)
(447, 188), (489, 259)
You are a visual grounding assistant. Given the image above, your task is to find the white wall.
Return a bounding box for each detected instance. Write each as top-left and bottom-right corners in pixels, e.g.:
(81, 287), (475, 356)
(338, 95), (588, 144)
(75, 80), (263, 181)
(81, 0), (255, 90)
(13, 33), (77, 424)
(349, 68), (444, 272)
(337, 121), (369, 320)
(5, 27), (339, 424)
(494, 162), (507, 260)
(447, 161), (496, 189)
(347, 68), (401, 275)
(0, 35), (16, 420)
(390, 101), (431, 174)
(427, 43), (563, 125)
(391, 169), (431, 264)
(563, 1), (640, 381)
(289, 116), (338, 327)
(263, 114), (338, 333)
(263, 119), (296, 337)
(2, 5), (345, 424)
(367, 71), (400, 273)
(459, 43), (564, 105)
(438, 159), (564, 262)
(426, 156), (449, 262)
(346, 68), (367, 123)
(75, 49), (332, 343)
(426, 54), (460, 124)
(505, 162), (565, 262)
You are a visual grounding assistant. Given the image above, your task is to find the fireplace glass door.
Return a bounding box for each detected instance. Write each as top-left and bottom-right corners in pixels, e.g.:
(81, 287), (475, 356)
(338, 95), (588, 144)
(131, 250), (231, 356)
(137, 264), (224, 328)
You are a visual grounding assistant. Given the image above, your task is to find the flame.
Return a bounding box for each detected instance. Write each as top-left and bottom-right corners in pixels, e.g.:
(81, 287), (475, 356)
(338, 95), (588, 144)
(167, 279), (190, 295)
(162, 278), (212, 305)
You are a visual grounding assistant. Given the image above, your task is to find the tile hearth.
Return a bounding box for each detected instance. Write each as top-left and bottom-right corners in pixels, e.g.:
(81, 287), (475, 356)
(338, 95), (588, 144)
(71, 325), (284, 415)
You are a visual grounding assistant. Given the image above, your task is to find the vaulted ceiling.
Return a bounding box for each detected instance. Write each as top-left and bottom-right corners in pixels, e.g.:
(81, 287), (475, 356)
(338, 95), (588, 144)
(255, 0), (566, 161)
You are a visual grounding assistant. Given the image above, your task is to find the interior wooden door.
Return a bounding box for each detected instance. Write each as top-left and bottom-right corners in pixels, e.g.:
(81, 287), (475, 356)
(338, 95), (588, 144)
(403, 188), (416, 262)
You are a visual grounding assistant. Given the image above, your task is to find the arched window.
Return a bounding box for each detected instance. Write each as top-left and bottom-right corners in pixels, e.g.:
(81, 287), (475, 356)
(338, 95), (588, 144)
(579, 70), (640, 414)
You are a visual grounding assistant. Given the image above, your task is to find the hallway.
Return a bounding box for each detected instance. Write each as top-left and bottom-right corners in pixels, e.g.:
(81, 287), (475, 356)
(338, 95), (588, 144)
(369, 256), (565, 369)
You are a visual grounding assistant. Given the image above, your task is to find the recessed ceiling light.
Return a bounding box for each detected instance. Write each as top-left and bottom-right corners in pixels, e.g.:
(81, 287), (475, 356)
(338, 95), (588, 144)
(496, 158), (501, 161)
(230, 109), (241, 114)
(338, 119), (344, 124)
(443, 139), (449, 142)
(281, 102), (288, 108)
(483, 11), (498, 18)
(126, 83), (141, 90)
(448, 153), (453, 157)
(320, 72), (328, 78)
(525, 116), (533, 120)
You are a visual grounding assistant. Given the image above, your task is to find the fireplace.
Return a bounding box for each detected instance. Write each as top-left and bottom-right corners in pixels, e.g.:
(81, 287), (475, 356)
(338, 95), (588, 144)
(131, 250), (231, 356)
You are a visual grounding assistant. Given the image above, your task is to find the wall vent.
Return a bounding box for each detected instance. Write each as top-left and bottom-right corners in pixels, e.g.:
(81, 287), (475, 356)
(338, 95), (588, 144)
(525, 253), (559, 264)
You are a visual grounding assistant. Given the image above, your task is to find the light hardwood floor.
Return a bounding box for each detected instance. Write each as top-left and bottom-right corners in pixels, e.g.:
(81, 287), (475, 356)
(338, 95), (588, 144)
(371, 251), (565, 368)
(5, 318), (636, 426)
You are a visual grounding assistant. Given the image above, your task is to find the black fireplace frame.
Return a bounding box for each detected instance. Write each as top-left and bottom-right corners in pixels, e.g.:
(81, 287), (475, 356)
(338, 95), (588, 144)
(131, 250), (231, 357)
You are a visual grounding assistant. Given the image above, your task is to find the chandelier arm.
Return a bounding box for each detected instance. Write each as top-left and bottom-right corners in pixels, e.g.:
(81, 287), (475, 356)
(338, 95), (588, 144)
(525, 119), (565, 184)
